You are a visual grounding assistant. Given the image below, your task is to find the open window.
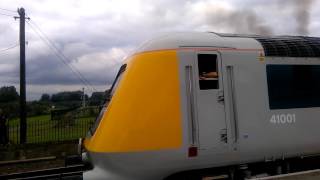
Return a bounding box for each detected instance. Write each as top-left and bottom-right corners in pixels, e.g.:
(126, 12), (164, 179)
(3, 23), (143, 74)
(198, 54), (219, 90)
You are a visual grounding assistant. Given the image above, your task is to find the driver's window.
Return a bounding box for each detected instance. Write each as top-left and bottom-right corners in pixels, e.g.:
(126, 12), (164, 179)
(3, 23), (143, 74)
(198, 54), (218, 90)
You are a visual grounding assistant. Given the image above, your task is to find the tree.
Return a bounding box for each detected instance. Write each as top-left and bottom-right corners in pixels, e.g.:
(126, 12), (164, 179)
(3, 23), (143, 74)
(40, 93), (50, 101)
(51, 91), (83, 102)
(50, 91), (85, 109)
(0, 86), (19, 103)
(27, 101), (51, 116)
(89, 92), (106, 106)
(0, 86), (19, 118)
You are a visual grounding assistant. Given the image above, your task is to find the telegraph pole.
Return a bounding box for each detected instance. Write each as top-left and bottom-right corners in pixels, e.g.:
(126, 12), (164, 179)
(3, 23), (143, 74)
(17, 7), (27, 144)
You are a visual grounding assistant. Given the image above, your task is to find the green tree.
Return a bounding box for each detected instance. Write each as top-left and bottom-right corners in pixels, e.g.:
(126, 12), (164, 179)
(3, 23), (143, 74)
(51, 91), (83, 102)
(0, 86), (19, 118)
(40, 93), (50, 101)
(89, 92), (106, 106)
(0, 86), (19, 103)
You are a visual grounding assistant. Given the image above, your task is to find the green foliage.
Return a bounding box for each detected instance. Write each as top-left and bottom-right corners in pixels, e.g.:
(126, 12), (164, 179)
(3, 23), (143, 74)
(27, 101), (51, 117)
(0, 86), (104, 144)
(0, 86), (106, 118)
(0, 86), (20, 118)
(0, 86), (19, 103)
(0, 102), (19, 119)
(51, 91), (83, 102)
(88, 91), (106, 106)
(8, 115), (95, 144)
(40, 93), (50, 101)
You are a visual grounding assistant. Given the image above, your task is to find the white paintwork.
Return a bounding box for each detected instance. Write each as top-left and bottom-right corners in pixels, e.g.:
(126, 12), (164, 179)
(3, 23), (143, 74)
(135, 32), (263, 53)
(85, 32), (320, 180)
(194, 51), (227, 151)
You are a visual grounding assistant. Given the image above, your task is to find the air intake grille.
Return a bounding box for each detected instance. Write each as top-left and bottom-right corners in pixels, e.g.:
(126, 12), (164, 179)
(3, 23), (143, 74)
(216, 33), (320, 57)
(255, 36), (320, 57)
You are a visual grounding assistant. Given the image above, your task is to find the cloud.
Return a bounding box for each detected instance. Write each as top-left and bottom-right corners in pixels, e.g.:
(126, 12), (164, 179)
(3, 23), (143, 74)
(0, 0), (319, 100)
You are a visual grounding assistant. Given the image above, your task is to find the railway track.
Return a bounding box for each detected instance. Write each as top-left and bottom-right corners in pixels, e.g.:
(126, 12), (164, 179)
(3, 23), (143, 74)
(2, 166), (320, 180)
(0, 154), (92, 180)
(0, 164), (86, 180)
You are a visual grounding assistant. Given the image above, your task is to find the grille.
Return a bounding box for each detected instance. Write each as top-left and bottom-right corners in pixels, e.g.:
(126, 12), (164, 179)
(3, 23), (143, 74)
(215, 33), (320, 57)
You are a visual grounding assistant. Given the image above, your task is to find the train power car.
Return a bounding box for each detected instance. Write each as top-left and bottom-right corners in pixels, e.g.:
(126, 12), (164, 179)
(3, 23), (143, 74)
(82, 32), (320, 179)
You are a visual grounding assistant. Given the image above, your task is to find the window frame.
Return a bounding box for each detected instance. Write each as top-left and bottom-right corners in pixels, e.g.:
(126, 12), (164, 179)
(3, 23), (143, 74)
(197, 53), (219, 90)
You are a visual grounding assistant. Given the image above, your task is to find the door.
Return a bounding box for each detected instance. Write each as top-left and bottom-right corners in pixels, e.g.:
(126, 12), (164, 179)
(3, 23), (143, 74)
(195, 52), (227, 150)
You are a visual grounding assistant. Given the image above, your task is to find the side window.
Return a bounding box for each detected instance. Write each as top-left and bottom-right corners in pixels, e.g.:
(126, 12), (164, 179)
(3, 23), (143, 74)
(198, 54), (219, 90)
(267, 65), (320, 109)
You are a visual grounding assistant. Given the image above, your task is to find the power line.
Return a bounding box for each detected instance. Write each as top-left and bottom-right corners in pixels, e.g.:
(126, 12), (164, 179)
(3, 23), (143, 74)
(27, 19), (98, 92)
(26, 21), (95, 92)
(0, 7), (16, 13)
(0, 43), (19, 54)
(0, 12), (14, 17)
(26, 20), (97, 92)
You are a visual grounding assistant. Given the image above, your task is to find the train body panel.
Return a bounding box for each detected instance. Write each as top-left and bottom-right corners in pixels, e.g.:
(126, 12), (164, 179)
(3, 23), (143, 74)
(84, 50), (183, 153)
(83, 32), (320, 179)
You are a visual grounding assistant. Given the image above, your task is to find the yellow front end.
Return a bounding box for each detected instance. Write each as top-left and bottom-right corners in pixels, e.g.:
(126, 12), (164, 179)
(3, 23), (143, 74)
(84, 50), (183, 153)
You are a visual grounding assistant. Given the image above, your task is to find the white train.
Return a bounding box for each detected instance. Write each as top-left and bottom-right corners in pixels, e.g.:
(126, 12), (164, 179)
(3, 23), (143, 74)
(82, 32), (320, 179)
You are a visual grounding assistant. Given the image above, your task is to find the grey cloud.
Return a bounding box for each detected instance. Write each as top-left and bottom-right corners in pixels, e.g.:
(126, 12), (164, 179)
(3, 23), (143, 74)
(1, 0), (319, 101)
(25, 53), (119, 86)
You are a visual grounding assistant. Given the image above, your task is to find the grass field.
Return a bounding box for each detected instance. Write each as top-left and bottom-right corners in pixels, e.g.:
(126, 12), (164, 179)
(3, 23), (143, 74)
(8, 115), (95, 144)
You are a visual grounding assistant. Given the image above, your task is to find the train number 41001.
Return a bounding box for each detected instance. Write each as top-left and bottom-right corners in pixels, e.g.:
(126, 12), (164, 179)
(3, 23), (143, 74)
(270, 114), (296, 124)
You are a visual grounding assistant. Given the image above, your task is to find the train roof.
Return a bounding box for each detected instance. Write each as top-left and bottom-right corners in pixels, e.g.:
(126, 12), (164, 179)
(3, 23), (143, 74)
(137, 32), (320, 57)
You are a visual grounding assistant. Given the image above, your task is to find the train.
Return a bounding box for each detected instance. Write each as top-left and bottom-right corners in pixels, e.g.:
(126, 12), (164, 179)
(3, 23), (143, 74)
(81, 32), (320, 179)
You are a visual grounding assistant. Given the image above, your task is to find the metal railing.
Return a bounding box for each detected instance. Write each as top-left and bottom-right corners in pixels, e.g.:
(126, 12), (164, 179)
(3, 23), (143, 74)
(6, 116), (94, 144)
(1, 107), (98, 145)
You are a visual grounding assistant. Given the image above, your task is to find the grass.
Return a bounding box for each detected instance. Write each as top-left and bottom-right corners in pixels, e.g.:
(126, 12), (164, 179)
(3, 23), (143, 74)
(9, 115), (51, 126)
(8, 115), (95, 144)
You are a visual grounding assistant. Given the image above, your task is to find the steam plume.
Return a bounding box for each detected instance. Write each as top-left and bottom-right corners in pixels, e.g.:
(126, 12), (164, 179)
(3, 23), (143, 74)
(290, 0), (314, 35)
(205, 7), (273, 35)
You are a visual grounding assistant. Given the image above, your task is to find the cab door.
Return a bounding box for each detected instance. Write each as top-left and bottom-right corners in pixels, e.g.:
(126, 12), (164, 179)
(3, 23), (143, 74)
(194, 52), (227, 150)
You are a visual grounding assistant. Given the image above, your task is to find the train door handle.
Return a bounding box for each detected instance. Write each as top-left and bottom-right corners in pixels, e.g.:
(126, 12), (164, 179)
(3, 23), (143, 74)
(217, 91), (224, 104)
(220, 129), (227, 143)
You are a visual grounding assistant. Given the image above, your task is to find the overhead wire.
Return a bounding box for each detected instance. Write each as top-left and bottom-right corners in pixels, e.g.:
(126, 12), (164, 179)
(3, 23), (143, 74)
(26, 21), (96, 92)
(25, 19), (98, 92)
(28, 19), (98, 91)
(0, 43), (19, 54)
(0, 7), (16, 13)
(0, 7), (16, 17)
(0, 8), (100, 93)
(27, 19), (98, 92)
(0, 12), (15, 17)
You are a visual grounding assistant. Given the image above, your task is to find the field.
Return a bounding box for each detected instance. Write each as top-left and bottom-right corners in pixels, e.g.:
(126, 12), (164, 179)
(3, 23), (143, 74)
(7, 115), (95, 144)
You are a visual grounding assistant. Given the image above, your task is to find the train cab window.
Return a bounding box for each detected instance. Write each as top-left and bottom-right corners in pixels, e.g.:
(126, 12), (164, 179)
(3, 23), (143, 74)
(198, 54), (219, 90)
(267, 65), (320, 109)
(89, 64), (126, 135)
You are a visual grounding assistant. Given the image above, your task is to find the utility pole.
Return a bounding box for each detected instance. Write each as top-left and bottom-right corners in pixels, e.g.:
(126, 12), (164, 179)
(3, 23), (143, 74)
(16, 7), (27, 144)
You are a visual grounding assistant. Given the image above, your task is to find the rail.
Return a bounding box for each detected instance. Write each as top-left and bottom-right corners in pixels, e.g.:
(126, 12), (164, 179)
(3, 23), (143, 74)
(0, 164), (90, 180)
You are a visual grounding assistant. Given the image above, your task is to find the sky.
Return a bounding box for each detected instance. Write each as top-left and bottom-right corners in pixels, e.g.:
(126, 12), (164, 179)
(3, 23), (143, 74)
(0, 0), (319, 100)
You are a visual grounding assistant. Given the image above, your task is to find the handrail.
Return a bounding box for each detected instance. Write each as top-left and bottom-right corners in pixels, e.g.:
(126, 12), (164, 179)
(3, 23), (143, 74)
(185, 66), (197, 146)
(226, 66), (238, 143)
